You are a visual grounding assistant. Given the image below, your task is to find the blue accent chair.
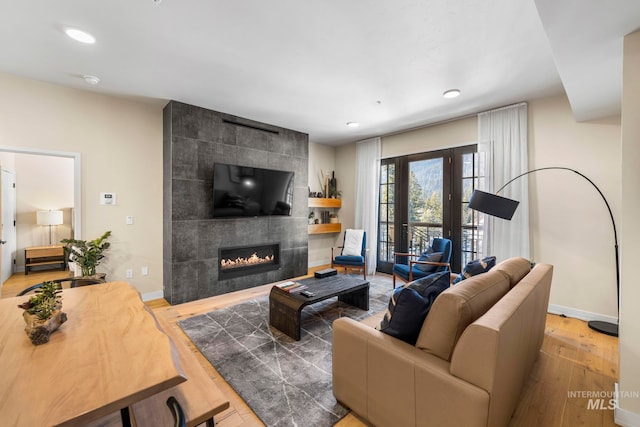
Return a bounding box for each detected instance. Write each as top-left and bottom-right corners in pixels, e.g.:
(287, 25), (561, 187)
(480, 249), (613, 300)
(392, 237), (452, 288)
(331, 230), (367, 279)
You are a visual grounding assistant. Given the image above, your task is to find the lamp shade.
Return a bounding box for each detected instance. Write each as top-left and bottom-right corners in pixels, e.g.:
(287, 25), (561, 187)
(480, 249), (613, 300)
(468, 190), (520, 220)
(37, 210), (63, 226)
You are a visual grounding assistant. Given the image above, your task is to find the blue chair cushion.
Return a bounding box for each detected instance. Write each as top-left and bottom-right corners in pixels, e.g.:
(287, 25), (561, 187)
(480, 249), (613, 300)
(415, 251), (442, 272)
(392, 263), (433, 281)
(452, 256), (497, 284)
(379, 271), (450, 344)
(334, 255), (364, 266)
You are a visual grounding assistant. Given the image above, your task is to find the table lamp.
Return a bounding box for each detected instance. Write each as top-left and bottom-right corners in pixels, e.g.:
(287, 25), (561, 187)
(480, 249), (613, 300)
(37, 210), (63, 245)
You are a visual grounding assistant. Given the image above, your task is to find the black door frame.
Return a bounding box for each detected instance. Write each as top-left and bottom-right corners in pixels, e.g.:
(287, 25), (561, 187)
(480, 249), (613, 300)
(376, 145), (477, 274)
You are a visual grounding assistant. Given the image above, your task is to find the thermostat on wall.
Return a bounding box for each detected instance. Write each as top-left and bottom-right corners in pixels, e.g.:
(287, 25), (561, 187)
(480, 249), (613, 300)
(100, 192), (117, 205)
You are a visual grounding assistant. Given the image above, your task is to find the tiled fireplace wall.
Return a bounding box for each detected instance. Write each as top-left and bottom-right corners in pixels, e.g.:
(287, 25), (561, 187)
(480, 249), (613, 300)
(163, 101), (309, 305)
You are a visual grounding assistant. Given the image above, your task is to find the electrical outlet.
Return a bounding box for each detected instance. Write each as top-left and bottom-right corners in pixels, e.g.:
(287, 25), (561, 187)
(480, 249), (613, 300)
(125, 269), (133, 278)
(126, 215), (134, 225)
(141, 266), (149, 276)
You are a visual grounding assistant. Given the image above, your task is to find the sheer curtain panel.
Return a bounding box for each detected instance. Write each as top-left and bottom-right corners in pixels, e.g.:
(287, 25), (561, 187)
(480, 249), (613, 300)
(477, 103), (530, 261)
(355, 137), (381, 275)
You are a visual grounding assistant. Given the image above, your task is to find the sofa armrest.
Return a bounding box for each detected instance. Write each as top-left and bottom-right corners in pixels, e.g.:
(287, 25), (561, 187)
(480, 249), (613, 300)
(333, 317), (489, 427)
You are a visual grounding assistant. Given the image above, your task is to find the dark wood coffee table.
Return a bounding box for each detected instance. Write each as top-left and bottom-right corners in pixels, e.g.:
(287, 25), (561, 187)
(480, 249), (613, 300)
(269, 275), (369, 340)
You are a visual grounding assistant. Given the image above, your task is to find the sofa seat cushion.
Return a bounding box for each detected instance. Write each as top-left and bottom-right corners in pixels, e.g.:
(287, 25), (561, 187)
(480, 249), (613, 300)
(379, 271), (450, 344)
(415, 270), (510, 361)
(491, 256), (532, 288)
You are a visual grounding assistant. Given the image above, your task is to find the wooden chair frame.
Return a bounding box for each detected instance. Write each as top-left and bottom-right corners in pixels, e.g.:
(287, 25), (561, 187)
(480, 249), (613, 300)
(331, 246), (369, 280)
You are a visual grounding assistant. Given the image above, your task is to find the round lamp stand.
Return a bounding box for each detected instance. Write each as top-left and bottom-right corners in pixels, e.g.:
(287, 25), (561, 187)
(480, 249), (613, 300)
(588, 320), (618, 337)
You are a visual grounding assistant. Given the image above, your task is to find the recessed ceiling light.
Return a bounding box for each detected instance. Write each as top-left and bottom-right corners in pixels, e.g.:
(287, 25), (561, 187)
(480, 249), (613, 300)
(64, 27), (96, 44)
(443, 89), (461, 99)
(346, 122), (359, 128)
(83, 75), (100, 85)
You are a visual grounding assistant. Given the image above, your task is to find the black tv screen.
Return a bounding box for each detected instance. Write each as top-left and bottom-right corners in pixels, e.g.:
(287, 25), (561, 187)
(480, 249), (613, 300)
(212, 163), (294, 218)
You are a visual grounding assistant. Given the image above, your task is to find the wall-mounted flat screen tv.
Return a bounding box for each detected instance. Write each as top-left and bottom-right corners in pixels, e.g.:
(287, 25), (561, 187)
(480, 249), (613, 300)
(212, 163), (294, 218)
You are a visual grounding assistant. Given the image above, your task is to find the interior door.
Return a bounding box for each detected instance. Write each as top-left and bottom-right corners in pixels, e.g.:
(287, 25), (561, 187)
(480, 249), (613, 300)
(0, 168), (16, 285)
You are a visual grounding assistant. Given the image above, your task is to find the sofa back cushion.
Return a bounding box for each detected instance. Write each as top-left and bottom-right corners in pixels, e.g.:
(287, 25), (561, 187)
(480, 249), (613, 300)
(415, 270), (510, 361)
(449, 263), (553, 427)
(491, 257), (531, 288)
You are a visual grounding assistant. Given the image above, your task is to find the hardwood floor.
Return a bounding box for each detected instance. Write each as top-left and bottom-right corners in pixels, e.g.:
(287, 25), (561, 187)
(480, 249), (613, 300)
(2, 269), (620, 426)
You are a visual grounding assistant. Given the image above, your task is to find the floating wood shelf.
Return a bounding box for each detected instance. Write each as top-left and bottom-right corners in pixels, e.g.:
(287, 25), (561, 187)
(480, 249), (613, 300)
(308, 198), (342, 208)
(308, 198), (342, 234)
(308, 223), (341, 235)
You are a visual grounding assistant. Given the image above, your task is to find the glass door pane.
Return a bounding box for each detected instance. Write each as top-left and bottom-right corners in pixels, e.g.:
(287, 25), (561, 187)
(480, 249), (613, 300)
(407, 157), (444, 254)
(460, 151), (482, 267)
(377, 160), (396, 271)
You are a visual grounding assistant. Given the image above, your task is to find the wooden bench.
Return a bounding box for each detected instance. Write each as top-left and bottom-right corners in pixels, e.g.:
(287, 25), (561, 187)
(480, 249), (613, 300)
(130, 312), (230, 427)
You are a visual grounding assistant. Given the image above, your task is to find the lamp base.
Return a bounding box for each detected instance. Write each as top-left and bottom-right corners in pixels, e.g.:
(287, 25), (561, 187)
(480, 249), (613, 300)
(587, 320), (618, 337)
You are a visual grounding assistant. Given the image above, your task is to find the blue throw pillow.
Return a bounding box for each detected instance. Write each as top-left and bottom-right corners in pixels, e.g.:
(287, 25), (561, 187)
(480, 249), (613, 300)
(452, 256), (497, 284)
(415, 251), (442, 272)
(379, 271), (450, 344)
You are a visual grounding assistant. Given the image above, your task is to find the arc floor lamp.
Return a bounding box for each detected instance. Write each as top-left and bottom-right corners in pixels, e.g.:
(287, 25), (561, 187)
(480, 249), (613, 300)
(468, 166), (619, 337)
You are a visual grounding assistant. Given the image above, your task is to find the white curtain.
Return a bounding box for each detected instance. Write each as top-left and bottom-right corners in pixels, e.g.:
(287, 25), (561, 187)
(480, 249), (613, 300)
(355, 137), (381, 275)
(477, 103), (530, 261)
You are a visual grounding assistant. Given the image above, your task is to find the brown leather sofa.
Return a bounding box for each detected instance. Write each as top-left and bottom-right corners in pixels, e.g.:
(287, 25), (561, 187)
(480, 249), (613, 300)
(332, 257), (553, 427)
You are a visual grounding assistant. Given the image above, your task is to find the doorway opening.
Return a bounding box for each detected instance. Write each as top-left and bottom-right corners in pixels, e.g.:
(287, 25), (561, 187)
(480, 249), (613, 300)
(0, 146), (81, 286)
(377, 145), (481, 274)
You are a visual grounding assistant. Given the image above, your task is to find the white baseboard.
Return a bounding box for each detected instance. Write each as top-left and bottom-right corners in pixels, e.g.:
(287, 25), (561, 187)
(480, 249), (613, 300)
(547, 303), (617, 325)
(615, 406), (640, 426)
(614, 383), (640, 426)
(141, 290), (164, 302)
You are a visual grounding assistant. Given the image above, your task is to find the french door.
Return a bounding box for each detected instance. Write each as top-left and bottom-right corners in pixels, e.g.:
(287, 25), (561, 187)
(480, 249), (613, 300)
(377, 145), (480, 274)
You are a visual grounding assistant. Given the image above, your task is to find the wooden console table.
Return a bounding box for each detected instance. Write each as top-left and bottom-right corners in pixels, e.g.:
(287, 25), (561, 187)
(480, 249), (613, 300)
(24, 244), (66, 275)
(0, 282), (187, 426)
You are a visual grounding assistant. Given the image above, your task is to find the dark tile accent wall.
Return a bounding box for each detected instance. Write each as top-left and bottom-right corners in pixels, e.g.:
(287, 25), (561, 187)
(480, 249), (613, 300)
(163, 101), (309, 304)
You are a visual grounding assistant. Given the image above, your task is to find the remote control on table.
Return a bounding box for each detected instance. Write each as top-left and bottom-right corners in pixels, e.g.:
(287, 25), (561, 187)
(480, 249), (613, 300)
(301, 291), (315, 297)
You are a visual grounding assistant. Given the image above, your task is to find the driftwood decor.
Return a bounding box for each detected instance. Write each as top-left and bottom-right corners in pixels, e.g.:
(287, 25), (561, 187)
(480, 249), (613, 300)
(22, 310), (68, 345)
(17, 281), (67, 345)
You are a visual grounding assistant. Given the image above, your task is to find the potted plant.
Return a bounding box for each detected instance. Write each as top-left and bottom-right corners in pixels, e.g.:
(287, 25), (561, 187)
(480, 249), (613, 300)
(18, 281), (67, 345)
(61, 231), (112, 278)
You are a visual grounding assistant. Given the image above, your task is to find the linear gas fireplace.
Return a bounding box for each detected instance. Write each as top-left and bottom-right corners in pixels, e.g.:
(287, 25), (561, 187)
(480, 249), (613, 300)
(218, 243), (281, 280)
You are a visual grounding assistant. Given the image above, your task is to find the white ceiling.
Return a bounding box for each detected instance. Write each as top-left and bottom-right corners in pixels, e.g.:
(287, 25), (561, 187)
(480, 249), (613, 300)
(1, 0), (639, 145)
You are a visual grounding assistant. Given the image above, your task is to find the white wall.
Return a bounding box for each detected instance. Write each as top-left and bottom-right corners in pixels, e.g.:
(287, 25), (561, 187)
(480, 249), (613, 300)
(308, 142), (340, 267)
(528, 95), (621, 321)
(618, 29), (640, 423)
(0, 72), (164, 297)
(382, 116), (478, 158)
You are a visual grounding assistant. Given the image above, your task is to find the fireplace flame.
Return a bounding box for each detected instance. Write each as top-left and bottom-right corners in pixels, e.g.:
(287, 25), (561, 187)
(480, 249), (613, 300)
(220, 252), (274, 269)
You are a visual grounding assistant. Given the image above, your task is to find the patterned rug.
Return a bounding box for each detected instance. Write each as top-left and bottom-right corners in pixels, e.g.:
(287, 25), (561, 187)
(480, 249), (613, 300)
(178, 274), (392, 426)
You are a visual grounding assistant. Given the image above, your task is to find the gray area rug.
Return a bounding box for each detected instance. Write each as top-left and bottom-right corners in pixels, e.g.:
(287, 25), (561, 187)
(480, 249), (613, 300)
(178, 274), (391, 426)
